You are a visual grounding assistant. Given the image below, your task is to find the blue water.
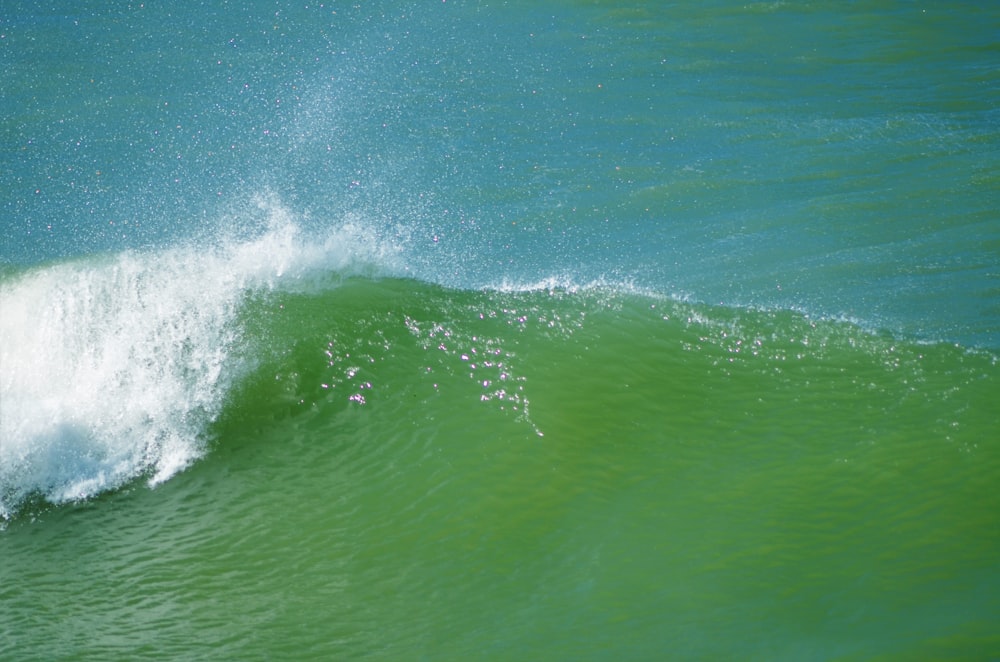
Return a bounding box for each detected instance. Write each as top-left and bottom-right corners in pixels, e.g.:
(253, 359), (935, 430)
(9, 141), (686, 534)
(4, 1), (997, 345)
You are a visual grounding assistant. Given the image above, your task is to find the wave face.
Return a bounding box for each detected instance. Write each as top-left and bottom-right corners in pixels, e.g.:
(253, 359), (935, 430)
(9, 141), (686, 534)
(5, 204), (995, 525)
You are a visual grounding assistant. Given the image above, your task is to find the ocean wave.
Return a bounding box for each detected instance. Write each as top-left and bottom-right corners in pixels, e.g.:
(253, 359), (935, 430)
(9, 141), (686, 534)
(4, 195), (996, 521)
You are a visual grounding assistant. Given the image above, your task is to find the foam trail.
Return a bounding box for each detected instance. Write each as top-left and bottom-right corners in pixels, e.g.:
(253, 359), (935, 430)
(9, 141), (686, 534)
(0, 197), (398, 519)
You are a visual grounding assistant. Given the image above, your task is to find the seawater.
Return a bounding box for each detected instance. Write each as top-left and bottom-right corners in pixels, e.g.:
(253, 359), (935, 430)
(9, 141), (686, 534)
(2, 1), (998, 659)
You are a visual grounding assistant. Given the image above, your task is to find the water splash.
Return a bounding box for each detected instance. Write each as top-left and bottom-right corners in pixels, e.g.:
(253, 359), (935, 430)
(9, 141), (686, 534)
(0, 195), (401, 519)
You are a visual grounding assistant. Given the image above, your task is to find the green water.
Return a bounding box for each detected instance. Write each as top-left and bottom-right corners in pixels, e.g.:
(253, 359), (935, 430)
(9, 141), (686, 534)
(3, 281), (997, 659)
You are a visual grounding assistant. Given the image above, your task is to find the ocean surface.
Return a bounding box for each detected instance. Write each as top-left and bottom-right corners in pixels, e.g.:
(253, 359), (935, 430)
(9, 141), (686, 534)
(2, 1), (998, 659)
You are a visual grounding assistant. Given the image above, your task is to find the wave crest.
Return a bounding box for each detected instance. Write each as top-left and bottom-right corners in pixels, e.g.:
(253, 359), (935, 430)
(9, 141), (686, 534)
(0, 197), (401, 520)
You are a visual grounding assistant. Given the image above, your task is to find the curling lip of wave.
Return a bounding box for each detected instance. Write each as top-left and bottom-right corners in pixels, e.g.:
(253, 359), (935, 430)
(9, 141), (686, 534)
(0, 201), (403, 520)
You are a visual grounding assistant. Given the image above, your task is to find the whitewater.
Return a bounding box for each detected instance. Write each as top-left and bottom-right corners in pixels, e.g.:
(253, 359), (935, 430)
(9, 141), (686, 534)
(0, 198), (403, 518)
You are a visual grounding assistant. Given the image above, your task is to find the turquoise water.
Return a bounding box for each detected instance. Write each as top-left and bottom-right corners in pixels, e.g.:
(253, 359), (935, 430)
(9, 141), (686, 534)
(2, 2), (999, 659)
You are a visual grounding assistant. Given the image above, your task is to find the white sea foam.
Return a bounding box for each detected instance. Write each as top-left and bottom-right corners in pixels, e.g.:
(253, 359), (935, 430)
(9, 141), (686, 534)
(0, 196), (400, 519)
